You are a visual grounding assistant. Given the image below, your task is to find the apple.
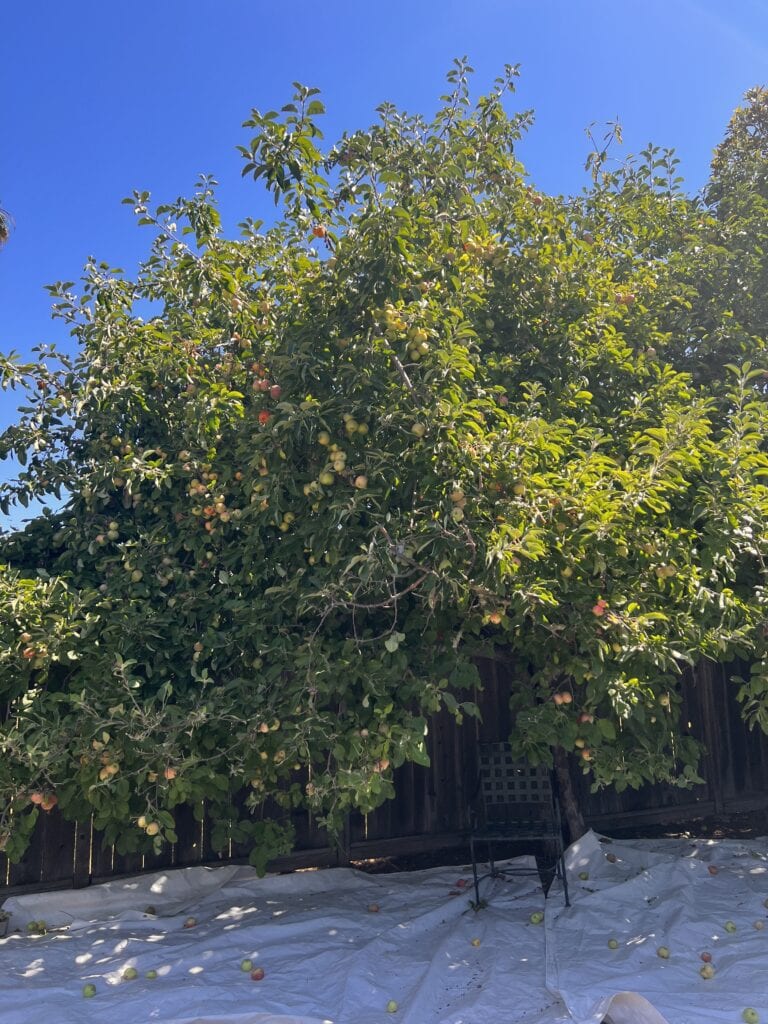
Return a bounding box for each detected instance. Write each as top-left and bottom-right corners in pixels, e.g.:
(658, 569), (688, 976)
(580, 749), (592, 761)
(657, 946), (670, 959)
(755, 920), (765, 930)
(699, 963), (715, 979)
(529, 911), (544, 925)
(578, 713), (595, 724)
(700, 951), (712, 962)
(386, 1000), (398, 1013)
(183, 916), (197, 929)
(146, 969), (158, 980)
(578, 872), (589, 881)
(240, 959), (253, 972)
(456, 879), (468, 888)
(145, 822), (160, 836)
(608, 938), (619, 949)
(742, 1010), (759, 1024)
(724, 920), (737, 933)
(122, 967), (139, 981)
(367, 903), (380, 913)
(82, 983), (97, 998)
(708, 865), (719, 875)
(312, 225), (327, 238)
(317, 431), (331, 446)
(410, 422), (426, 437)
(470, 938), (481, 947)
(163, 767), (177, 780)
(560, 692), (573, 705)
(561, 566), (573, 578)
(512, 482), (526, 496)
(319, 471), (335, 486)
(605, 852), (618, 863)
(574, 738), (586, 749)
(553, 693), (564, 706)
(250, 967), (265, 981)
(270, 385), (282, 400)
(354, 475), (368, 490)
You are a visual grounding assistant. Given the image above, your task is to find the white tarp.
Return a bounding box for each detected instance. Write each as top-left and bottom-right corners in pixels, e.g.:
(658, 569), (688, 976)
(0, 831), (766, 1023)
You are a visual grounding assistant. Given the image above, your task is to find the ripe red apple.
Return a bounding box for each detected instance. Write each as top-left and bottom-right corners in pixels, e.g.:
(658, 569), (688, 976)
(258, 411), (272, 426)
(708, 865), (719, 875)
(270, 385), (282, 400)
(367, 902), (380, 913)
(250, 967), (265, 981)
(700, 951), (712, 962)
(312, 225), (327, 238)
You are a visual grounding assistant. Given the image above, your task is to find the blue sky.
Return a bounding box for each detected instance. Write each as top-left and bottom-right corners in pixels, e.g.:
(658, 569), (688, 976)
(1, 0), (767, 522)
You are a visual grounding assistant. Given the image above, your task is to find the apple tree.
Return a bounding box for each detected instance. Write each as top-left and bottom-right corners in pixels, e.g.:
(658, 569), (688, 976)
(1, 61), (767, 858)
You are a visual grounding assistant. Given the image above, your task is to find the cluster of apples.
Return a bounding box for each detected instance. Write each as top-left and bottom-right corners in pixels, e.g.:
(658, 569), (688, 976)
(28, 790), (58, 812)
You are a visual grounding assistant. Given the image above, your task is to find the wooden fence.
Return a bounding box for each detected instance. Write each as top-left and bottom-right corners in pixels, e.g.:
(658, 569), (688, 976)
(2, 657), (767, 896)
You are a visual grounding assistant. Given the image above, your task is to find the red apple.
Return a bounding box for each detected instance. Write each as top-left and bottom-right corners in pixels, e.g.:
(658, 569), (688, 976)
(250, 967), (265, 981)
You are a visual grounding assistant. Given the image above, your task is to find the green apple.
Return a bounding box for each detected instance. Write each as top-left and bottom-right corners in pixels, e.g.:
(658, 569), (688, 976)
(725, 920), (737, 933)
(82, 983), (97, 998)
(529, 911), (544, 925)
(122, 967), (139, 981)
(145, 969), (158, 980)
(699, 963), (715, 979)
(657, 946), (670, 959)
(742, 1010), (759, 1024)
(608, 938), (619, 949)
(240, 959), (253, 972)
(386, 1000), (398, 1013)
(410, 422), (426, 437)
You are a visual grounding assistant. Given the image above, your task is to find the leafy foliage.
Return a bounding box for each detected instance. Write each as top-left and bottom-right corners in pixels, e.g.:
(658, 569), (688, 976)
(1, 62), (767, 860)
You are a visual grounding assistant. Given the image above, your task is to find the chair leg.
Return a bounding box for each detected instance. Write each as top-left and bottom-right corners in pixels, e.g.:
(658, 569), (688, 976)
(470, 837), (481, 907)
(560, 852), (570, 907)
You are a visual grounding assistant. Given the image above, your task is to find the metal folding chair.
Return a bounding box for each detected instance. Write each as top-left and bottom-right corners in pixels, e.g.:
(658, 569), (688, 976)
(469, 743), (570, 907)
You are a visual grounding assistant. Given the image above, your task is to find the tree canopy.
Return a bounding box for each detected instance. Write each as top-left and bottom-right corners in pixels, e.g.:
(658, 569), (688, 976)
(1, 61), (767, 862)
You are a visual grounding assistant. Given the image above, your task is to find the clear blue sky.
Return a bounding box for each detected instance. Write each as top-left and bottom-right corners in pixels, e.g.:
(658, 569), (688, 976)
(1, 0), (767, 520)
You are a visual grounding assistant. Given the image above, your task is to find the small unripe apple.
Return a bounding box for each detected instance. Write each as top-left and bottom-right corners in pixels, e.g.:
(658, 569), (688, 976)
(386, 1000), (398, 1013)
(742, 1010), (759, 1024)
(699, 963), (715, 979)
(529, 911), (544, 924)
(578, 872), (589, 881)
(240, 958), (253, 972)
(122, 967), (139, 981)
(724, 920), (737, 933)
(656, 946), (670, 959)
(410, 422), (426, 437)
(470, 937), (481, 947)
(754, 920), (765, 930)
(82, 983), (97, 998)
(145, 822), (160, 836)
(607, 938), (619, 949)
(146, 969), (158, 980)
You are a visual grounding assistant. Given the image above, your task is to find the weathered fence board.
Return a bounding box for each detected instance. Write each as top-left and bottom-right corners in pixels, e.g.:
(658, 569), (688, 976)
(2, 657), (767, 896)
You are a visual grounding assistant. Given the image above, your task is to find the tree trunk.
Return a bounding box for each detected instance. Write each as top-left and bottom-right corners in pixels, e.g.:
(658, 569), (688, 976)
(553, 745), (587, 843)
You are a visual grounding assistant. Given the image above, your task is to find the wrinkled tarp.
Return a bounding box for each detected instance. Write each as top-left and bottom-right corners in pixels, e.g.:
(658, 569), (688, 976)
(0, 831), (766, 1023)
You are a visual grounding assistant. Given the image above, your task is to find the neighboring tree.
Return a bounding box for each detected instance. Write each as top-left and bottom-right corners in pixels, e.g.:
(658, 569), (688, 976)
(0, 62), (766, 860)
